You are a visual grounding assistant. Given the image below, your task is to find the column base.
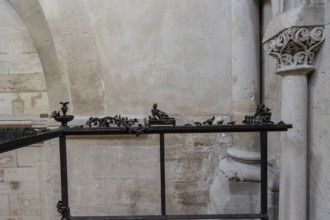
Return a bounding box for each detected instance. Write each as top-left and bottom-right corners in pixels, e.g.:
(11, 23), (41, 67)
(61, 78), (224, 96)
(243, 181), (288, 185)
(227, 147), (260, 164)
(208, 167), (260, 214)
(218, 157), (260, 182)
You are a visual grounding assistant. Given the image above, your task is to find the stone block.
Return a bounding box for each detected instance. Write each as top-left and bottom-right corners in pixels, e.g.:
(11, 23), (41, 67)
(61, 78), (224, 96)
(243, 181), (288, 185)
(0, 151), (17, 168)
(0, 54), (9, 75)
(0, 216), (40, 220)
(4, 167), (38, 182)
(68, 176), (161, 213)
(0, 94), (12, 115)
(0, 181), (40, 194)
(0, 92), (49, 115)
(0, 169), (4, 182)
(0, 74), (46, 93)
(0, 194), (9, 215)
(67, 143), (159, 179)
(9, 193), (40, 216)
(17, 147), (40, 167)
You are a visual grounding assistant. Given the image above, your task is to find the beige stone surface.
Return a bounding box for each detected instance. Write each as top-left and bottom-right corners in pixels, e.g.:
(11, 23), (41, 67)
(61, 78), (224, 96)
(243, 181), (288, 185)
(309, 2), (330, 218)
(64, 133), (229, 216)
(0, 0), (49, 117)
(38, 0), (105, 115)
(7, 1), (330, 220)
(9, 193), (41, 216)
(84, 0), (232, 116)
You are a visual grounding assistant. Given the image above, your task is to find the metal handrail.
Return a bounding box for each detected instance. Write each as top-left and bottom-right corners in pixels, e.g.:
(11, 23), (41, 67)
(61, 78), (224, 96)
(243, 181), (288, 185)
(0, 103), (292, 220)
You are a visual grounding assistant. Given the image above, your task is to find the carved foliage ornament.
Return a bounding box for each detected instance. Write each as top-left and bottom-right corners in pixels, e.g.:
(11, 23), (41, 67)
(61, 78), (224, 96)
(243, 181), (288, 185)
(264, 26), (325, 72)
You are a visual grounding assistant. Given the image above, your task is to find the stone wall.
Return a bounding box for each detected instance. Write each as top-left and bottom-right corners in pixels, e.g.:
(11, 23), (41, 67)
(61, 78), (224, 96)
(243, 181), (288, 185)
(84, 0), (232, 116)
(0, 0), (49, 116)
(0, 139), (45, 220)
(263, 1), (330, 220)
(0, 0), (233, 219)
(309, 0), (330, 219)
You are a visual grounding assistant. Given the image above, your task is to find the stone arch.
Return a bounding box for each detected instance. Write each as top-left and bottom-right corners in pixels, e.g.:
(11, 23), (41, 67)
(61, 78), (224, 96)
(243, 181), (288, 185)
(0, 0), (50, 116)
(9, 0), (105, 116)
(8, 0), (70, 113)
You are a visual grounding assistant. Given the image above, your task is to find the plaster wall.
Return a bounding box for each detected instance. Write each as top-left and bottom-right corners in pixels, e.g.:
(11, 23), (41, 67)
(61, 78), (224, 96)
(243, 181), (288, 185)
(84, 0), (232, 116)
(309, 0), (330, 219)
(0, 0), (233, 219)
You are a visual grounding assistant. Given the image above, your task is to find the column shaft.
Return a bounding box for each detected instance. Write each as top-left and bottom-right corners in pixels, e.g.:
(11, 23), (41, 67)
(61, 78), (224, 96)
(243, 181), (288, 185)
(279, 74), (307, 220)
(231, 0), (260, 157)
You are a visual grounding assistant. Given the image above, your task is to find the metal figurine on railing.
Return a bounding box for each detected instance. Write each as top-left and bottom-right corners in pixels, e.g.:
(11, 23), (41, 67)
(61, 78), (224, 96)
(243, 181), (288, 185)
(51, 102), (74, 127)
(48, 102), (285, 130)
(242, 104), (275, 125)
(148, 103), (176, 126)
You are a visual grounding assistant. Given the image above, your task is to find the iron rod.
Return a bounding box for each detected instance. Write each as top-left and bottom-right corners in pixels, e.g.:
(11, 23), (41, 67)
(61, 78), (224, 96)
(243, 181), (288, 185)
(260, 131), (268, 220)
(160, 133), (166, 217)
(0, 129), (62, 154)
(71, 213), (262, 220)
(59, 135), (69, 207)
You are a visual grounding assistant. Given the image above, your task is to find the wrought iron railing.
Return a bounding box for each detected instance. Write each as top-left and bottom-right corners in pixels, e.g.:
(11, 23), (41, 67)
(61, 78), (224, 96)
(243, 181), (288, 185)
(0, 103), (291, 220)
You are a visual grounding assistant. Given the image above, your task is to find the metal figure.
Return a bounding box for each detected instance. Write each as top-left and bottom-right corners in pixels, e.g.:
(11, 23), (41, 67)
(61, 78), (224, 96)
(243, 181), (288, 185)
(203, 116), (215, 125)
(151, 103), (169, 120)
(148, 103), (176, 126)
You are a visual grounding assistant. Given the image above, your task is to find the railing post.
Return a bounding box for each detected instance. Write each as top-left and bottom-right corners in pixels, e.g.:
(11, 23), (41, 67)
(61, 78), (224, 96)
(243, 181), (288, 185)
(260, 131), (268, 220)
(160, 133), (166, 218)
(58, 135), (71, 219)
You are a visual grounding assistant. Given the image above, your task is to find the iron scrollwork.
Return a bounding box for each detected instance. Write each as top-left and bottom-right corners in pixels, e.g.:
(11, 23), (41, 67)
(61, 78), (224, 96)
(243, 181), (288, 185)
(86, 115), (147, 136)
(0, 128), (39, 144)
(57, 201), (71, 220)
(51, 102), (285, 130)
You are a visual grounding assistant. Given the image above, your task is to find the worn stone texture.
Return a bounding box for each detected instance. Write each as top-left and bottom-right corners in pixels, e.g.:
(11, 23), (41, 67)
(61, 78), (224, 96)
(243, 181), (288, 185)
(6, 1), (330, 220)
(38, 0), (105, 115)
(84, 0), (232, 116)
(263, 1), (330, 220)
(62, 132), (230, 216)
(0, 0), (49, 117)
(309, 1), (330, 219)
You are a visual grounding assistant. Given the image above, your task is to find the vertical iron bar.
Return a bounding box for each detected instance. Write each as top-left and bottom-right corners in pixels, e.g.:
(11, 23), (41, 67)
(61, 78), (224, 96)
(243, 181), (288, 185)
(59, 135), (69, 207)
(160, 133), (166, 218)
(260, 132), (268, 220)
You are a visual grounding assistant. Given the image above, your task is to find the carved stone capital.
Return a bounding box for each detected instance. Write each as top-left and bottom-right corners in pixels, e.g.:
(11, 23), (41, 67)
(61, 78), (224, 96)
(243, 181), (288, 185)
(264, 26), (325, 75)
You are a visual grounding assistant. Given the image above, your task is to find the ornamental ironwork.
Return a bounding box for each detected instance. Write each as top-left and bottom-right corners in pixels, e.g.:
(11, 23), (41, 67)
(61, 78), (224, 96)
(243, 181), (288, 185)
(242, 104), (274, 125)
(57, 201), (70, 220)
(0, 101), (292, 220)
(86, 115), (148, 136)
(0, 128), (38, 144)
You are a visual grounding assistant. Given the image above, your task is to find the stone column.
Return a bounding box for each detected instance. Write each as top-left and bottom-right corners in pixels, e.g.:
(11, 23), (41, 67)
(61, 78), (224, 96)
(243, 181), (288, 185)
(220, 0), (260, 182)
(209, 0), (261, 214)
(264, 26), (325, 220)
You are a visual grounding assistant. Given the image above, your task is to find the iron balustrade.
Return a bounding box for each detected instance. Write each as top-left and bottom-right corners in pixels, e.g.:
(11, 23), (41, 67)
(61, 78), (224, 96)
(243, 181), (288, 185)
(0, 103), (292, 220)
